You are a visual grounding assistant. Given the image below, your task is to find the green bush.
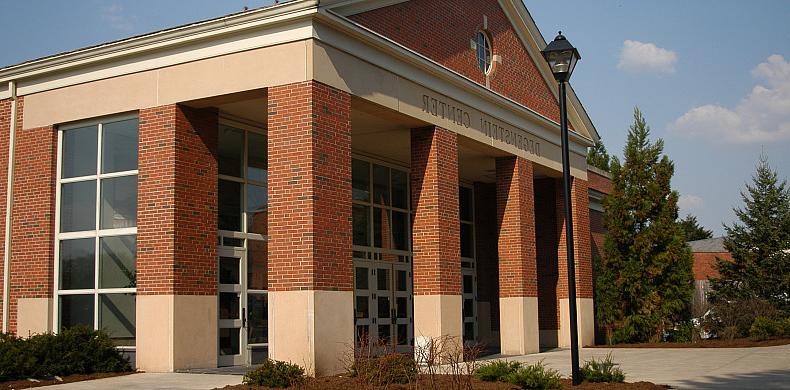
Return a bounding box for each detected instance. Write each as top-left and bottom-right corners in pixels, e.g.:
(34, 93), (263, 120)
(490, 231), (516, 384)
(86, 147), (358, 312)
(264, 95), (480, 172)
(504, 361), (562, 389)
(580, 354), (625, 383)
(243, 359), (305, 388)
(749, 317), (783, 341)
(475, 360), (521, 382)
(0, 326), (131, 382)
(783, 318), (790, 337)
(351, 353), (417, 385)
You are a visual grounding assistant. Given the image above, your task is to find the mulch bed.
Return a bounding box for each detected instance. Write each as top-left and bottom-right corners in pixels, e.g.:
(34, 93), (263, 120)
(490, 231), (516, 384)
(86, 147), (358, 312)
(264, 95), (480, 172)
(0, 372), (135, 390)
(590, 337), (790, 349)
(218, 375), (669, 389)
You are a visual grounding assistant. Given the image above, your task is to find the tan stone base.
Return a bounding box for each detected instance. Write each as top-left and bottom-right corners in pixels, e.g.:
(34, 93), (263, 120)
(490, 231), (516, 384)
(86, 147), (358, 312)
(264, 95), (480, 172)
(136, 295), (217, 372)
(499, 296), (539, 355)
(268, 290), (353, 377)
(413, 294), (462, 340)
(558, 298), (595, 348)
(17, 297), (52, 337)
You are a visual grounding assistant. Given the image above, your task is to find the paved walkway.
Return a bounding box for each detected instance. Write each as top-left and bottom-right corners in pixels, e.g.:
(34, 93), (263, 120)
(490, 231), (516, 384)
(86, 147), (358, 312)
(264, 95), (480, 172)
(492, 344), (790, 389)
(39, 345), (790, 389)
(41, 373), (242, 390)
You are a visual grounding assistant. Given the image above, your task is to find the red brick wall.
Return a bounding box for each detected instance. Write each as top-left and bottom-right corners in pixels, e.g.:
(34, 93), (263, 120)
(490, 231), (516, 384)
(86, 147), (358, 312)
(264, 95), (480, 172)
(556, 178), (593, 300)
(350, 0), (561, 123)
(692, 252), (730, 281)
(267, 81), (352, 292)
(9, 96), (58, 333)
(496, 156), (537, 298)
(0, 99), (9, 331)
(411, 126), (460, 296)
(587, 170), (612, 195)
(137, 104), (218, 296)
(534, 178), (558, 330)
(474, 182), (498, 330)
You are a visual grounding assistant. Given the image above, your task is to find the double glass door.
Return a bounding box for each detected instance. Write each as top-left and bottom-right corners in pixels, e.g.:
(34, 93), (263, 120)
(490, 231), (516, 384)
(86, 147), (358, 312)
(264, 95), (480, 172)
(354, 259), (413, 352)
(218, 247), (268, 366)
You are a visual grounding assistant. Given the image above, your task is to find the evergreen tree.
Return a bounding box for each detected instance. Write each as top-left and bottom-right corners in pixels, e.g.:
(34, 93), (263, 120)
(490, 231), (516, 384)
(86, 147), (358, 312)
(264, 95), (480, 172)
(710, 157), (790, 312)
(597, 107), (694, 343)
(587, 139), (611, 172)
(679, 214), (713, 242)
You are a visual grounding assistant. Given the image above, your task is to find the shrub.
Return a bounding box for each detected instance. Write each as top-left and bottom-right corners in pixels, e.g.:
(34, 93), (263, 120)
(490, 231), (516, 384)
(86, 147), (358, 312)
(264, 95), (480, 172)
(0, 326), (131, 382)
(666, 321), (695, 343)
(475, 360), (521, 382)
(783, 318), (790, 337)
(580, 353), (625, 383)
(749, 317), (783, 341)
(243, 359), (305, 388)
(504, 361), (562, 390)
(708, 298), (778, 339)
(351, 353), (417, 386)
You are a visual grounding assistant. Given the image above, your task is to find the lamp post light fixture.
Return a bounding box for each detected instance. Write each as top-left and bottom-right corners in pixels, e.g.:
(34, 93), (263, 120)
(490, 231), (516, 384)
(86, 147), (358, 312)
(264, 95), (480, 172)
(541, 31), (582, 386)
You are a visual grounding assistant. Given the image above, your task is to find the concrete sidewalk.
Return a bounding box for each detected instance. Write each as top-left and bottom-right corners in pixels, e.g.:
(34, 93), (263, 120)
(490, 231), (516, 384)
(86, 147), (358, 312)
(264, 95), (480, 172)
(41, 373), (242, 390)
(494, 344), (790, 389)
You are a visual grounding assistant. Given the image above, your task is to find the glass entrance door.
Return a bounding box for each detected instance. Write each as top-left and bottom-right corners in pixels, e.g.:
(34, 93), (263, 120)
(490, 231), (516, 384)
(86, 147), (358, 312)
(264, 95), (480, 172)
(354, 259), (413, 352)
(218, 248), (247, 366)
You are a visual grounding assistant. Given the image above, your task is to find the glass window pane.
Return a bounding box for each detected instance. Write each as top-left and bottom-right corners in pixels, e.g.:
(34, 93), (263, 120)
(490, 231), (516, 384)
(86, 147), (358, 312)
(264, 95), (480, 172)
(60, 295), (94, 330)
(377, 296), (391, 319)
(61, 181), (96, 232)
(62, 125), (97, 178)
(219, 180), (242, 231)
(247, 293), (268, 344)
(396, 270), (407, 292)
(463, 299), (474, 318)
(60, 238), (95, 290)
(373, 165), (390, 205)
(99, 235), (136, 289)
(247, 132), (267, 183)
(219, 257), (240, 284)
(464, 321), (475, 341)
(355, 267), (368, 290)
(397, 324), (408, 345)
(219, 292), (240, 320)
(464, 274), (474, 294)
(377, 268), (390, 291)
(352, 204), (370, 246)
(460, 223), (474, 258)
(248, 240), (268, 290)
(355, 296), (369, 319)
(391, 169), (408, 209)
(99, 294), (136, 346)
(352, 159), (370, 202)
(459, 187), (473, 222)
(392, 211), (408, 251)
(218, 126), (244, 178)
(373, 208), (391, 249)
(100, 176), (137, 229)
(396, 297), (407, 318)
(246, 184), (267, 235)
(101, 118), (138, 173)
(219, 328), (240, 356)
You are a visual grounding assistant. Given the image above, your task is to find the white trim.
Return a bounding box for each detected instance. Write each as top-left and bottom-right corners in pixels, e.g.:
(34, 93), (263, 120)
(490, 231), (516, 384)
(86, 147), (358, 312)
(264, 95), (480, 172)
(2, 82), (17, 332)
(329, 0), (410, 16)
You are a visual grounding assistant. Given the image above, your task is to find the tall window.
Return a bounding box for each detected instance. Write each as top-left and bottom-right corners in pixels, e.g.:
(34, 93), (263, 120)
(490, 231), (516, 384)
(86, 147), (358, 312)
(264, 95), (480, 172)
(459, 185), (477, 341)
(56, 115), (138, 347)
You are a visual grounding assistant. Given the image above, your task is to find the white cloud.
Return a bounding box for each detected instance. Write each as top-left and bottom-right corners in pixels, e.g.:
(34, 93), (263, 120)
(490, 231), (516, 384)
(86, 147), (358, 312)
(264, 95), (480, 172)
(100, 4), (136, 32)
(678, 194), (704, 212)
(670, 55), (790, 144)
(617, 40), (678, 74)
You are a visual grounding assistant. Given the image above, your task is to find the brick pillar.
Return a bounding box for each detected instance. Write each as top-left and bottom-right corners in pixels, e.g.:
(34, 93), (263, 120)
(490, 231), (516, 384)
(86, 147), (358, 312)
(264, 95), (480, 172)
(410, 126), (462, 351)
(9, 96), (58, 336)
(267, 81), (353, 376)
(496, 156), (539, 354)
(556, 177), (594, 347)
(137, 104), (219, 371)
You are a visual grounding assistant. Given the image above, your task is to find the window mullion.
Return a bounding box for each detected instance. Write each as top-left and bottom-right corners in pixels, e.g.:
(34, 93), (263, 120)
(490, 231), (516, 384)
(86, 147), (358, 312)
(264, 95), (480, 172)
(94, 123), (103, 331)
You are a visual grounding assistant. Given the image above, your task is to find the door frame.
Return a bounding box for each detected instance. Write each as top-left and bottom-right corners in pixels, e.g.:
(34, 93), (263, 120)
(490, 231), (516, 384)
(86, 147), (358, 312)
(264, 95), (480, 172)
(218, 247), (247, 366)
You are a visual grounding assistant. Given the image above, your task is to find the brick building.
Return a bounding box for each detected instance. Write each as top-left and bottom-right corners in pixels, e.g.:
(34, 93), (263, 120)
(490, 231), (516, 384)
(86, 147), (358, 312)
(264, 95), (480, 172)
(688, 237), (731, 311)
(0, 0), (609, 375)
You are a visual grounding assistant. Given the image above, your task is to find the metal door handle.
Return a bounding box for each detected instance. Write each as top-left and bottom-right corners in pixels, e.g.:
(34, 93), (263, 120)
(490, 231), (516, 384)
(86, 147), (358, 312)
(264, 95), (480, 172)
(242, 308), (247, 328)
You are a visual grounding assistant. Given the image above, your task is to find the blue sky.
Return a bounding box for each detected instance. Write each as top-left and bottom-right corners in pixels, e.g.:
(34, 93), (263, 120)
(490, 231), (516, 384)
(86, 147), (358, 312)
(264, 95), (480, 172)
(1, 1), (788, 236)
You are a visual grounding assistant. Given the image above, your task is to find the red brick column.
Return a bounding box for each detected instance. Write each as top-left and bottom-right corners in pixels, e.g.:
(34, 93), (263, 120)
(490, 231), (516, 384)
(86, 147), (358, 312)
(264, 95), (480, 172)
(495, 156), (539, 354)
(136, 104), (219, 371)
(267, 81), (352, 376)
(556, 177), (594, 347)
(8, 96), (58, 336)
(410, 126), (461, 346)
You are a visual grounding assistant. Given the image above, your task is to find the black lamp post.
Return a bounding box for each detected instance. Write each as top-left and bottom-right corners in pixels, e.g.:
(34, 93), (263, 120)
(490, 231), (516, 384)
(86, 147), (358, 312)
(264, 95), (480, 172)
(541, 31), (582, 386)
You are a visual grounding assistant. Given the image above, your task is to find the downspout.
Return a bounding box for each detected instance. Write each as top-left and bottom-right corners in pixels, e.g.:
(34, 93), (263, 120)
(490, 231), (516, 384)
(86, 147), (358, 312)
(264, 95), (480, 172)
(2, 81), (17, 333)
